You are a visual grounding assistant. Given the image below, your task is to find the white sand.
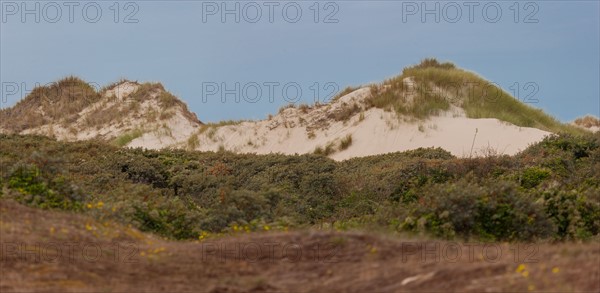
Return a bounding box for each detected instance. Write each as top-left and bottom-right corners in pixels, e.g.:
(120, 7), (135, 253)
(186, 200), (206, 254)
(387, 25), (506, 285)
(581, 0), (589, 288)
(189, 88), (551, 160)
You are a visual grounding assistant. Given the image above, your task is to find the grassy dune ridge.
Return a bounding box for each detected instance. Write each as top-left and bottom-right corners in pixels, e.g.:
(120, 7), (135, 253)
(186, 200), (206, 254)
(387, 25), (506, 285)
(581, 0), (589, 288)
(367, 59), (585, 134)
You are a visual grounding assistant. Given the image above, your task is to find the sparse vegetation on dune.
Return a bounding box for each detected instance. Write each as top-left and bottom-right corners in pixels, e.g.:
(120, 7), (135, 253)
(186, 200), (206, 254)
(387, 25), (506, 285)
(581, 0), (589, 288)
(112, 128), (144, 146)
(364, 58), (585, 135)
(331, 86), (360, 102)
(99, 78), (139, 93)
(339, 134), (353, 151)
(1, 79), (201, 136)
(187, 132), (200, 150)
(127, 82), (201, 123)
(0, 76), (101, 132)
(314, 141), (337, 156)
(203, 119), (247, 127)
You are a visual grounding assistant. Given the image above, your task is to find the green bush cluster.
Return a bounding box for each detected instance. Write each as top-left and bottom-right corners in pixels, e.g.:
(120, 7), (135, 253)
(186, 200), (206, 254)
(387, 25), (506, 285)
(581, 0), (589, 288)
(520, 167), (551, 189)
(1, 132), (598, 241)
(3, 156), (85, 211)
(402, 179), (553, 241)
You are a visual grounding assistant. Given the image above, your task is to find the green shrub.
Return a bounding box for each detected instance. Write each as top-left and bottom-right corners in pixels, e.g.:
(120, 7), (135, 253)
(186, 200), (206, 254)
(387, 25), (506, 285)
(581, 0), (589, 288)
(402, 179), (553, 241)
(520, 167), (551, 188)
(1, 133), (598, 241)
(133, 196), (205, 239)
(6, 163), (84, 211)
(543, 189), (600, 240)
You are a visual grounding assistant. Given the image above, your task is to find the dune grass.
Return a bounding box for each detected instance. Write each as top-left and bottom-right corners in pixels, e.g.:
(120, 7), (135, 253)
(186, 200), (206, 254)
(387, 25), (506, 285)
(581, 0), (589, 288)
(0, 76), (101, 132)
(112, 129), (144, 147)
(339, 134), (353, 151)
(368, 58), (585, 135)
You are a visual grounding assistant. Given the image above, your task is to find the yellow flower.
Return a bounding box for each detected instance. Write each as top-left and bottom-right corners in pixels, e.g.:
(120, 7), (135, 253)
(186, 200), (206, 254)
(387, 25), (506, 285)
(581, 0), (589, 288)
(153, 247), (164, 254)
(522, 271), (529, 278)
(552, 267), (560, 274)
(516, 264), (526, 273)
(85, 223), (93, 231)
(198, 231), (209, 241)
(97, 201), (104, 208)
(263, 225), (270, 231)
(86, 203), (93, 209)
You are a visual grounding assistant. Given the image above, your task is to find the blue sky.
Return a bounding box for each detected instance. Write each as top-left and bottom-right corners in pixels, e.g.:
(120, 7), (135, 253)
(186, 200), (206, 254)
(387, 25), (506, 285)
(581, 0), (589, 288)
(1, 1), (599, 122)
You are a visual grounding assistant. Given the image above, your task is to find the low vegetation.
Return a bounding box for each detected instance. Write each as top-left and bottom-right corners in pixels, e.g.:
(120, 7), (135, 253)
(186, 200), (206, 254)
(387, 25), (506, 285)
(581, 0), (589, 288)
(1, 131), (598, 242)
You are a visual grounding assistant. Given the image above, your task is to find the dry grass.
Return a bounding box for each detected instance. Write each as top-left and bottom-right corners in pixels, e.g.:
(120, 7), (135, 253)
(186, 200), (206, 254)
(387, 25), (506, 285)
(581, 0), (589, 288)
(574, 115), (600, 128)
(187, 133), (200, 150)
(314, 141), (336, 156)
(339, 134), (353, 151)
(331, 102), (361, 122)
(331, 86), (359, 102)
(1, 78), (202, 136)
(2, 199), (598, 293)
(0, 76), (101, 132)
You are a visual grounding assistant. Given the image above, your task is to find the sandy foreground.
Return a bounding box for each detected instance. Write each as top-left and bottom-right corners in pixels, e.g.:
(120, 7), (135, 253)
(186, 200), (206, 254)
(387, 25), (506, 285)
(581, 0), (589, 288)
(1, 200), (598, 292)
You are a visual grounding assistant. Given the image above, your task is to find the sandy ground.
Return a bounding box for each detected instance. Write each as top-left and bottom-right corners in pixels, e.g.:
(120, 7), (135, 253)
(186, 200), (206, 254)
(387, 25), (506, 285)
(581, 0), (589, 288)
(1, 200), (599, 292)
